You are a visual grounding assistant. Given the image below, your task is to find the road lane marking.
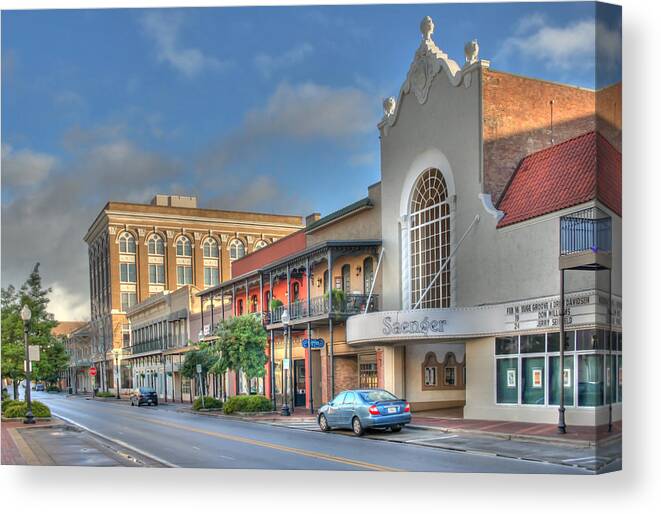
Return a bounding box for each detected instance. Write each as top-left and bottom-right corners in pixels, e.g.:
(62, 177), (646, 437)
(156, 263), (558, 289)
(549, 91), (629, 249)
(52, 413), (179, 468)
(127, 413), (402, 472)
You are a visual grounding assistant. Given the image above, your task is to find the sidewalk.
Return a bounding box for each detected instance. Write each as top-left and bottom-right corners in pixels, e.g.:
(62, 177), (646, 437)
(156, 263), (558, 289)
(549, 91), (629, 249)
(1, 419), (162, 467)
(180, 404), (620, 447)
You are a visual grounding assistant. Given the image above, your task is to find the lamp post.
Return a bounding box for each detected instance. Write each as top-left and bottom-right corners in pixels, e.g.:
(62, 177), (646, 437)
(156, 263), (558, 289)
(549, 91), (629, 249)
(20, 305), (35, 425)
(112, 349), (121, 399)
(280, 309), (291, 416)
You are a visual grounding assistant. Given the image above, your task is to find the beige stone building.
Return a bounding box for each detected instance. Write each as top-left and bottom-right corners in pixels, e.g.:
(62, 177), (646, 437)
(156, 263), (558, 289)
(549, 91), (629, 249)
(83, 194), (303, 392)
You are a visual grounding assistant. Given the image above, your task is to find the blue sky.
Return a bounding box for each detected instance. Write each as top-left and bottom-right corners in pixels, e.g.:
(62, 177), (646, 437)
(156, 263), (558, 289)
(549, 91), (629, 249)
(1, 2), (621, 319)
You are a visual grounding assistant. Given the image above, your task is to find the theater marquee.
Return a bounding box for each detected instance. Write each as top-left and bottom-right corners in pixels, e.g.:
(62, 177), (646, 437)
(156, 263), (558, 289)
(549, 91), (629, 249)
(346, 290), (620, 345)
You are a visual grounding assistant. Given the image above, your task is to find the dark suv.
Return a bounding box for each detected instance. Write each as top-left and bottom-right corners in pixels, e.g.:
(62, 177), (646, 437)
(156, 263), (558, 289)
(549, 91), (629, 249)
(130, 387), (158, 406)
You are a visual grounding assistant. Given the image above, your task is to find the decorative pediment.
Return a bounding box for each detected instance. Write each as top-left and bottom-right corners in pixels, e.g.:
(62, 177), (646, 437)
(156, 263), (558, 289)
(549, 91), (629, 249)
(379, 16), (489, 137)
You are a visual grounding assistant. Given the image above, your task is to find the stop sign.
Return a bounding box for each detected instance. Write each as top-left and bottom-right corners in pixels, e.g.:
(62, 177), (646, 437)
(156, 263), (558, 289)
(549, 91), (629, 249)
(89, 366), (97, 377)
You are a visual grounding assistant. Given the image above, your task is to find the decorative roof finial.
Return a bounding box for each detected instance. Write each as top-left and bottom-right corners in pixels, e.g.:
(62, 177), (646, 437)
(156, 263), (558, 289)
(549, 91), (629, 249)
(383, 97), (396, 117)
(464, 39), (479, 65)
(420, 16), (434, 42)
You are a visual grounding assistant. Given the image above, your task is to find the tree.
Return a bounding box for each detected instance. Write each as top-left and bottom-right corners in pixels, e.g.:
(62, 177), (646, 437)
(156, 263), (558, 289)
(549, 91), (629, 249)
(208, 315), (268, 392)
(33, 338), (70, 387)
(180, 347), (215, 396)
(1, 264), (61, 398)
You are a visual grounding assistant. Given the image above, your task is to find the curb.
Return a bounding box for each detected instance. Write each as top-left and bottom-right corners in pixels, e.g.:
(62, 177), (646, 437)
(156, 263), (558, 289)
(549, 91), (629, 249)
(407, 423), (621, 448)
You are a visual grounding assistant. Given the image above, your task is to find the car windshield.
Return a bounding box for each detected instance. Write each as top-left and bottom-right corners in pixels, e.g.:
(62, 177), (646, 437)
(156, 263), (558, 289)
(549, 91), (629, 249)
(139, 388), (155, 393)
(359, 390), (398, 402)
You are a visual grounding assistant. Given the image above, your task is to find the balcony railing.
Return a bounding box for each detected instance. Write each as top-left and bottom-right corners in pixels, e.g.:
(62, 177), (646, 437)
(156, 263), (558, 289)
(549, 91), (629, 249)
(560, 207), (612, 256)
(269, 293), (379, 324)
(124, 337), (189, 356)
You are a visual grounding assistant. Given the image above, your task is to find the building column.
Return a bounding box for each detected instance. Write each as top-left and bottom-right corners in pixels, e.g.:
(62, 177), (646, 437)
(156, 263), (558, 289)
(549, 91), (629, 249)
(381, 345), (406, 399)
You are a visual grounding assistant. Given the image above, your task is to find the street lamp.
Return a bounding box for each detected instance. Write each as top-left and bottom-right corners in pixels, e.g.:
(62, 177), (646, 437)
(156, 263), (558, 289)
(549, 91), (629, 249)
(112, 348), (121, 399)
(20, 305), (35, 425)
(280, 309), (291, 416)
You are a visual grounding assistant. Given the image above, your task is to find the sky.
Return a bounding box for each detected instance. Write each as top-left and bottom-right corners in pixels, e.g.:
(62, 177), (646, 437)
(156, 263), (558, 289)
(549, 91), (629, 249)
(1, 2), (622, 321)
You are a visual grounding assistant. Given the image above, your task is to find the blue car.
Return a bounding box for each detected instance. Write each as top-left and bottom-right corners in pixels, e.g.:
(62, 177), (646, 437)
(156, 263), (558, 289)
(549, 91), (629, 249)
(317, 389), (411, 436)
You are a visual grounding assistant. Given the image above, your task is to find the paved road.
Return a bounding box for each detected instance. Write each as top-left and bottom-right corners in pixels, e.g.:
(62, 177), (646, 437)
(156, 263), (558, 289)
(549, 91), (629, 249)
(35, 393), (588, 473)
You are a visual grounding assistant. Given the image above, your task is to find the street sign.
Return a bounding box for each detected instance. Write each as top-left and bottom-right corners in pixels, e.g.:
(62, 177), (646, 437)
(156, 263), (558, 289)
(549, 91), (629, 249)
(196, 364), (202, 374)
(283, 358), (290, 370)
(89, 366), (97, 377)
(28, 345), (41, 361)
(302, 338), (325, 349)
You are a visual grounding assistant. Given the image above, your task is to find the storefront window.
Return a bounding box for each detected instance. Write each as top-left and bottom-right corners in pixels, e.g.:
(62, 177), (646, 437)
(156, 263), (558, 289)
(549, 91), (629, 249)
(606, 354), (617, 403)
(496, 358), (518, 404)
(578, 354), (604, 406)
(548, 355), (574, 406)
(618, 354), (622, 402)
(547, 331), (575, 352)
(521, 357), (545, 404)
(520, 334), (545, 353)
(576, 329), (608, 351)
(495, 337), (518, 355)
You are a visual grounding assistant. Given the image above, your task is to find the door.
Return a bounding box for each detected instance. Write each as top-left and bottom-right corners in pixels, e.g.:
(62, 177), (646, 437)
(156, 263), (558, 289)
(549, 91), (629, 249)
(326, 392), (346, 424)
(339, 391), (356, 427)
(293, 359), (306, 407)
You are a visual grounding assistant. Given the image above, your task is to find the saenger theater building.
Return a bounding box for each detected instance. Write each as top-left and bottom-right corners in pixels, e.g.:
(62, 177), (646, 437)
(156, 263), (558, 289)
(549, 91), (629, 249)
(199, 16), (621, 428)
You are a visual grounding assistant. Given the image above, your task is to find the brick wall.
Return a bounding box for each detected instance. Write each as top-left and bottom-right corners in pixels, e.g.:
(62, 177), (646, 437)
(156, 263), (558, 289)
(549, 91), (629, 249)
(482, 70), (620, 203)
(334, 355), (359, 393)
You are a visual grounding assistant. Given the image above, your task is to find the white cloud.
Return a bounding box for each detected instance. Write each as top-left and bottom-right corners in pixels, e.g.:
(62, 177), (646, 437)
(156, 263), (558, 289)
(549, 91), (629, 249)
(496, 17), (621, 73)
(141, 11), (226, 78)
(1, 134), (183, 322)
(1, 143), (56, 187)
(48, 283), (90, 322)
(244, 82), (376, 138)
(254, 43), (314, 78)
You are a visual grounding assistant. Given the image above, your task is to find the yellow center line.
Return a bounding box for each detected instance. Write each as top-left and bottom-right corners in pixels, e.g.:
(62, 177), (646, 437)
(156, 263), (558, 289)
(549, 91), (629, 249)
(128, 413), (403, 472)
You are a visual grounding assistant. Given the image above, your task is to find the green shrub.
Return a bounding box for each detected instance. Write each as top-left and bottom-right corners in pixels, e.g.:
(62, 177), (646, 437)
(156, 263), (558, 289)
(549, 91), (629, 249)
(192, 396), (223, 411)
(1, 390), (9, 401)
(3, 400), (51, 418)
(223, 395), (272, 414)
(269, 298), (283, 310)
(95, 391), (115, 398)
(2, 399), (20, 413)
(46, 385), (60, 392)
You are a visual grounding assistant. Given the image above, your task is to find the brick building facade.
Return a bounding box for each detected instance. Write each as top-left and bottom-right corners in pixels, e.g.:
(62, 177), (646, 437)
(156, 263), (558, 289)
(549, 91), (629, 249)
(83, 194), (303, 392)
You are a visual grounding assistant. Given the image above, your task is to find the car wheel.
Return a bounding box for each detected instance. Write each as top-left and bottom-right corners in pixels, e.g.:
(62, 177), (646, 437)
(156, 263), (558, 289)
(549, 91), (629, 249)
(390, 425), (402, 433)
(318, 414), (331, 432)
(352, 416), (365, 437)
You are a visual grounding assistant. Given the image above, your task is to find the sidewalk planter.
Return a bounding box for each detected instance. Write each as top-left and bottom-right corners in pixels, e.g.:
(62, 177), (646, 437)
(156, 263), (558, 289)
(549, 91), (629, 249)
(1, 400), (51, 419)
(193, 396), (223, 411)
(223, 395), (272, 415)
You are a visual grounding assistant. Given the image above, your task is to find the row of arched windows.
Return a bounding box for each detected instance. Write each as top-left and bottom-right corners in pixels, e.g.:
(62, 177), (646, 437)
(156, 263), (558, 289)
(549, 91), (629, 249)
(117, 232), (267, 260)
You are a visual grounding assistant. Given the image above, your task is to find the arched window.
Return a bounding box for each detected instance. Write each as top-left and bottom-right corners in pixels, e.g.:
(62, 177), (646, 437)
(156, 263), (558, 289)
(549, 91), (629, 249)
(118, 232), (136, 254)
(254, 240), (268, 251)
(203, 238), (219, 258)
(250, 295), (258, 313)
(341, 264), (351, 294)
(147, 234), (165, 255)
(363, 257), (374, 294)
(229, 239), (245, 261)
(292, 282), (300, 302)
(176, 236), (192, 257)
(409, 168), (450, 309)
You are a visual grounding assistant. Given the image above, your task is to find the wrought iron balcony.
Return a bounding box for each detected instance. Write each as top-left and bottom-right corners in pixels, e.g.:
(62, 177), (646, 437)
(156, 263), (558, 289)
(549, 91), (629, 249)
(559, 207), (612, 270)
(268, 293), (379, 325)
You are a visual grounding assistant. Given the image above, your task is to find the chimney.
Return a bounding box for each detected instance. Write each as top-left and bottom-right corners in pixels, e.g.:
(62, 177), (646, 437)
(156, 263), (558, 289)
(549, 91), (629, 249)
(305, 213), (321, 226)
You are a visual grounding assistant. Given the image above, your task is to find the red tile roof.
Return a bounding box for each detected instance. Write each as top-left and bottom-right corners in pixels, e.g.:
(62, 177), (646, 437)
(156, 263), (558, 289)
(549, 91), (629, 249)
(496, 131), (621, 228)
